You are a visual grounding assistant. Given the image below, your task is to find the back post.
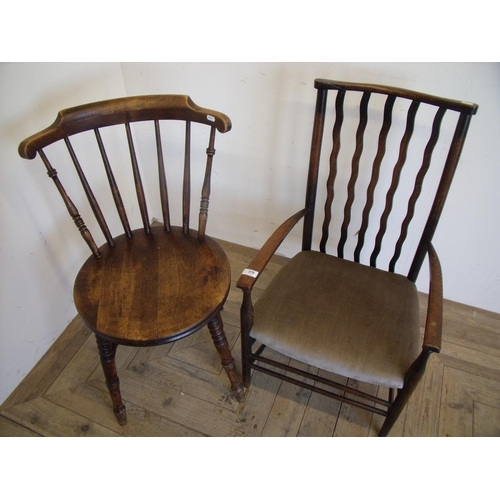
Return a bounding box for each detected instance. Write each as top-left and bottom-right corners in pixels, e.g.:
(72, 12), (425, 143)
(302, 87), (328, 251)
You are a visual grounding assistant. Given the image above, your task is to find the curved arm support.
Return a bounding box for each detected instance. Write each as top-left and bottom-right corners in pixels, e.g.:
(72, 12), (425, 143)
(423, 242), (443, 352)
(236, 208), (308, 292)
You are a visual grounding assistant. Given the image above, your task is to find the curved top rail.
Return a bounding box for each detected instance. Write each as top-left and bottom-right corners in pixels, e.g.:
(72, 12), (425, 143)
(314, 79), (479, 115)
(19, 94), (232, 159)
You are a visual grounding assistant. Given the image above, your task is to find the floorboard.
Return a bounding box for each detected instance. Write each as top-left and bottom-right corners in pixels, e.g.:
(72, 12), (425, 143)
(1, 238), (499, 437)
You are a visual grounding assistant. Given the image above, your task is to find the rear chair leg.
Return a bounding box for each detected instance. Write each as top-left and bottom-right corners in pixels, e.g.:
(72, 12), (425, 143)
(208, 312), (245, 402)
(95, 335), (127, 426)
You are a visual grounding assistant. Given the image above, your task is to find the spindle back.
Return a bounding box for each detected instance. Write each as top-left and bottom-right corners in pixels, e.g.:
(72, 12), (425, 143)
(303, 79), (477, 280)
(19, 95), (231, 259)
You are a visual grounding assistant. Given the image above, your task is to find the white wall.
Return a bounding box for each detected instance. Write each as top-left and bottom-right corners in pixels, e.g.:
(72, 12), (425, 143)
(121, 62), (500, 309)
(1, 62), (498, 404)
(0, 63), (128, 404)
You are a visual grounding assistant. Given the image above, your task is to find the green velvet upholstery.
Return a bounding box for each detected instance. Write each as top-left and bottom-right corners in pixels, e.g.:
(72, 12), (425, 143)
(252, 251), (421, 389)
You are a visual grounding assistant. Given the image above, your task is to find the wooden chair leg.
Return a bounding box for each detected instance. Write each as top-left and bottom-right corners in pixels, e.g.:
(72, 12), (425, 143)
(95, 335), (127, 426)
(240, 331), (252, 389)
(379, 350), (432, 437)
(208, 312), (245, 402)
(240, 289), (253, 388)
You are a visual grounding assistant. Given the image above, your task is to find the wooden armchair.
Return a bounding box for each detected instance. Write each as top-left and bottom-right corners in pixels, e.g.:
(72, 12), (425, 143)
(19, 95), (244, 425)
(237, 79), (477, 436)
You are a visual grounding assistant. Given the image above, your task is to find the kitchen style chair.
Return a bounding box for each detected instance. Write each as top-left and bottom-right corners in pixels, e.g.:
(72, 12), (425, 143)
(19, 95), (244, 425)
(237, 79), (477, 436)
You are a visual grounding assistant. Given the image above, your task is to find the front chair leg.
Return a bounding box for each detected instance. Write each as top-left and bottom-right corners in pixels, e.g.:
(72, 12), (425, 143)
(95, 335), (127, 426)
(379, 350), (432, 437)
(208, 312), (245, 402)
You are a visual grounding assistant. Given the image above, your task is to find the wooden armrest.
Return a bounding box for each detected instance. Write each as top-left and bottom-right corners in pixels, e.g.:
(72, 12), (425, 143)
(423, 242), (443, 352)
(236, 208), (308, 291)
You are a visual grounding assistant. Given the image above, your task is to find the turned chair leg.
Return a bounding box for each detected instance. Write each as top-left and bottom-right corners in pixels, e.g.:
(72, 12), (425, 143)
(208, 312), (245, 402)
(95, 335), (127, 426)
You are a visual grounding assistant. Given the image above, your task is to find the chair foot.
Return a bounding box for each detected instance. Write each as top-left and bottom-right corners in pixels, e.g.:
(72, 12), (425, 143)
(114, 406), (128, 426)
(208, 313), (246, 402)
(95, 335), (127, 426)
(232, 385), (246, 402)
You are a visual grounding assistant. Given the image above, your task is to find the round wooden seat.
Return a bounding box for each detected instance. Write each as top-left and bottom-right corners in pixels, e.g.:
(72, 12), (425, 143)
(74, 226), (231, 346)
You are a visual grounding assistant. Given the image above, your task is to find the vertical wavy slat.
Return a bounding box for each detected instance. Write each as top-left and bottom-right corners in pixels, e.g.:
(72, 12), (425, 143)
(337, 91), (371, 258)
(38, 149), (101, 258)
(320, 90), (345, 253)
(198, 126), (217, 241)
(183, 121), (191, 235)
(370, 100), (420, 268)
(94, 129), (132, 239)
(154, 120), (171, 232)
(408, 112), (473, 282)
(125, 122), (150, 234)
(389, 107), (447, 272)
(354, 95), (396, 263)
(64, 137), (114, 246)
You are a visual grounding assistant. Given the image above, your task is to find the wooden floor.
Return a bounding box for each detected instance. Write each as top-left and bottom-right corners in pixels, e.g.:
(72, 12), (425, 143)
(1, 238), (499, 437)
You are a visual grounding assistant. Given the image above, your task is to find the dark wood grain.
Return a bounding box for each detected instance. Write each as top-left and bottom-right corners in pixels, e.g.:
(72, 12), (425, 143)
(236, 208), (308, 292)
(337, 91), (370, 258)
(389, 107), (447, 271)
(75, 226), (231, 346)
(155, 120), (171, 232)
(238, 78), (478, 437)
(370, 100), (420, 267)
(96, 335), (127, 425)
(302, 88), (328, 251)
(199, 126), (217, 241)
(38, 150), (101, 258)
(183, 121), (191, 235)
(18, 95), (241, 424)
(18, 95), (232, 160)
(408, 112), (475, 281)
(423, 242), (443, 352)
(126, 122), (151, 233)
(320, 89), (344, 253)
(314, 79), (479, 115)
(65, 136), (114, 246)
(95, 128), (132, 238)
(354, 95), (395, 262)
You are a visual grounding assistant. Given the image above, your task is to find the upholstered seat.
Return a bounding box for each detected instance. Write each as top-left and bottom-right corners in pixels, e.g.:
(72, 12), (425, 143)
(252, 251), (420, 388)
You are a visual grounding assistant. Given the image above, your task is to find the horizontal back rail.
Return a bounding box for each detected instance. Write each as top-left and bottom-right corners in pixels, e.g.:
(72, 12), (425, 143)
(19, 95), (231, 160)
(315, 79), (478, 115)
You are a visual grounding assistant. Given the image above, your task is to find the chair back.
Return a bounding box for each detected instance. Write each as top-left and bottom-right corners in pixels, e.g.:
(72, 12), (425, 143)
(302, 79), (477, 280)
(19, 95), (231, 258)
